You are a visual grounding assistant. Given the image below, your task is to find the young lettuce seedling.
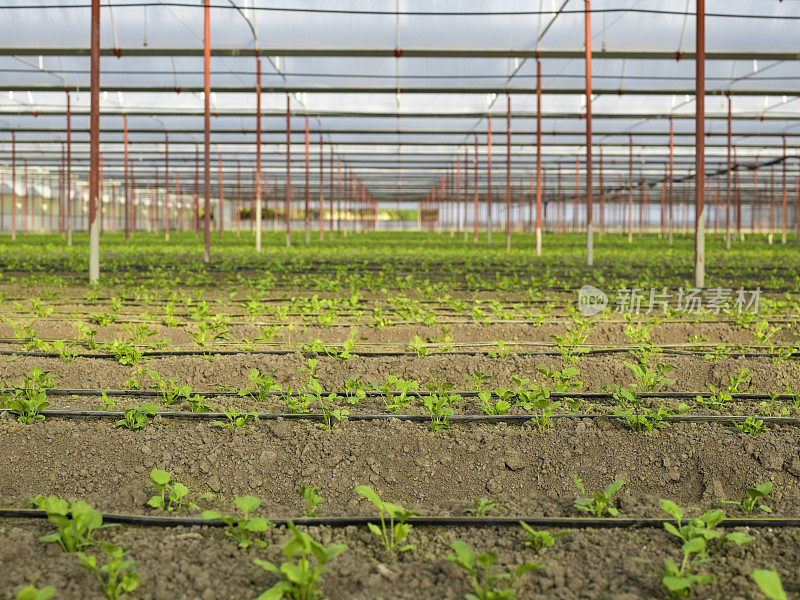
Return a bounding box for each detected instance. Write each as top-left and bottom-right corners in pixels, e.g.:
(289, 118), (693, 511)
(241, 368), (277, 401)
(722, 482), (774, 515)
(519, 522), (570, 555)
(115, 403), (158, 431)
(29, 495), (115, 553)
(76, 542), (140, 600)
(356, 485), (415, 556)
(213, 408), (257, 430)
(420, 381), (460, 432)
(447, 540), (543, 600)
(463, 497), (498, 517)
(735, 416), (769, 436)
(147, 468), (213, 513)
(300, 485), (325, 517)
(202, 496), (273, 550)
(14, 585), (56, 600)
(573, 475), (624, 517)
(478, 390), (512, 416)
(253, 521), (347, 600)
(750, 569), (787, 600)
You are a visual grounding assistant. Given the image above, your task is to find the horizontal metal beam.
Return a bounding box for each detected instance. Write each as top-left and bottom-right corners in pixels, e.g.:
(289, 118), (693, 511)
(3, 48), (800, 60)
(3, 109), (800, 122)
(4, 84), (799, 96)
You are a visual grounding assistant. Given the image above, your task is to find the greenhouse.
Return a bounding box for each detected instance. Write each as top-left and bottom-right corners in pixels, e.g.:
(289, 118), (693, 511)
(0, 1), (798, 599)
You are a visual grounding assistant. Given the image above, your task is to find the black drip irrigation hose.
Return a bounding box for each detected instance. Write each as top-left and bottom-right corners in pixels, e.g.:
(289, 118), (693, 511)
(1, 509), (799, 529)
(14, 388), (799, 402)
(0, 347), (795, 360)
(2, 409), (799, 426)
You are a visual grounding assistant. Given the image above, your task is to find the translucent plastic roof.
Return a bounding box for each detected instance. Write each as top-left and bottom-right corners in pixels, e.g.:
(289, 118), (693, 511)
(1, 1), (799, 200)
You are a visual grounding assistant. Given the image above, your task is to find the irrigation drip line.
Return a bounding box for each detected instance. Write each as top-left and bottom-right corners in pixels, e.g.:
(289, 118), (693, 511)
(0, 348), (794, 360)
(2, 409), (799, 426)
(2, 509), (799, 530)
(12, 388), (798, 402)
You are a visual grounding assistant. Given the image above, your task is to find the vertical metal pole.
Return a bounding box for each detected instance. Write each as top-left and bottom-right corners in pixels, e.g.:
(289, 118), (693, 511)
(255, 50), (262, 250)
(285, 94), (291, 247)
(505, 94), (511, 250)
(535, 58), (543, 255)
(487, 117), (492, 245)
(694, 0), (705, 288)
(203, 0), (211, 262)
(304, 115), (310, 244)
(668, 117), (674, 245)
(319, 135), (324, 241)
(218, 153), (223, 239)
(473, 135), (478, 242)
(725, 96), (731, 249)
(123, 115), (129, 241)
(66, 92), (72, 246)
(164, 132), (170, 241)
(584, 0), (594, 266)
(193, 145), (199, 236)
(11, 132), (15, 241)
(598, 148), (604, 236)
(782, 135), (787, 243)
(628, 135), (633, 242)
(88, 0), (100, 283)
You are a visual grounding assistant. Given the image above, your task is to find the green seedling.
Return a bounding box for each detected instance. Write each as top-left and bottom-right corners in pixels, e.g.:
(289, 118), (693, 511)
(7, 384), (50, 424)
(274, 385), (310, 414)
(696, 384), (731, 411)
(375, 376), (419, 413)
(202, 496), (273, 550)
(101, 340), (145, 367)
(609, 384), (689, 432)
(302, 379), (348, 430)
(659, 500), (751, 557)
(477, 390), (511, 416)
(344, 378), (366, 405)
(750, 569), (787, 600)
(467, 370), (491, 392)
(758, 392), (791, 418)
(29, 495), (114, 553)
(519, 522), (570, 555)
(722, 482), (773, 515)
(447, 540), (543, 600)
(146, 370), (192, 405)
(356, 484), (415, 556)
(186, 394), (212, 412)
(463, 497), (498, 517)
(76, 542), (140, 600)
(52, 339), (79, 363)
(727, 368), (752, 393)
(487, 341), (511, 359)
(241, 368), (277, 401)
(573, 475), (624, 517)
(213, 408), (257, 430)
(410, 335), (429, 358)
(624, 361), (675, 393)
(115, 403), (158, 431)
(735, 416), (769, 436)
(147, 468), (212, 513)
(123, 322), (158, 344)
(300, 485), (324, 517)
(15, 585), (56, 600)
(420, 381), (460, 432)
(97, 391), (116, 411)
(253, 521), (347, 600)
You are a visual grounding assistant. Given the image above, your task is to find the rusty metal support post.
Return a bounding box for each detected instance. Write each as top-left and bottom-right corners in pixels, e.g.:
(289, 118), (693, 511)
(88, 0), (100, 283)
(11, 132), (15, 241)
(694, 0), (705, 288)
(535, 59), (543, 255)
(255, 50), (262, 250)
(203, 0), (211, 262)
(782, 135), (787, 243)
(123, 114), (129, 241)
(319, 135), (324, 241)
(725, 96), (732, 250)
(304, 115), (310, 245)
(668, 117), (674, 245)
(66, 92), (72, 246)
(473, 135), (478, 242)
(584, 0), (594, 266)
(218, 153), (224, 239)
(487, 117), (492, 245)
(164, 132), (170, 241)
(505, 94), (511, 250)
(285, 94), (291, 247)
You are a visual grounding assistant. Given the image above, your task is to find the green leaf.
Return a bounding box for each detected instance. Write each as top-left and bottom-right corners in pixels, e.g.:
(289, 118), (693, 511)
(355, 485), (382, 508)
(475, 550), (498, 569)
(449, 540), (475, 568)
(235, 495), (261, 515)
(750, 569), (787, 600)
(660, 499), (682, 522)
